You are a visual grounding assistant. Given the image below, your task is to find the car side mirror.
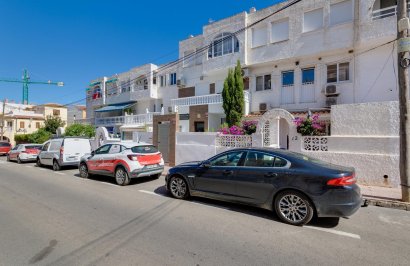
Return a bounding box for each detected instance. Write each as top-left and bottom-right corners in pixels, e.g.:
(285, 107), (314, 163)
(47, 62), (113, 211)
(91, 151), (95, 156)
(201, 160), (211, 168)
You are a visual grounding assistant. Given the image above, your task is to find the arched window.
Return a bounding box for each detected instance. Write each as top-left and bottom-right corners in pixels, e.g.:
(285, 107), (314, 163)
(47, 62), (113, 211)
(208, 32), (239, 59)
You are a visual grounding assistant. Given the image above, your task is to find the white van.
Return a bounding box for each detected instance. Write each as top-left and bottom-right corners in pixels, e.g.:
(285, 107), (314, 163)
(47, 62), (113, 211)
(37, 138), (92, 171)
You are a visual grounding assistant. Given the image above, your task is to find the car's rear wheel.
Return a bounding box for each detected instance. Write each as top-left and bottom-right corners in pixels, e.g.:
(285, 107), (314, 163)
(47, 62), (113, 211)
(274, 190), (314, 226)
(79, 163), (90, 179)
(6, 155), (10, 162)
(53, 160), (61, 171)
(169, 176), (189, 199)
(115, 167), (130, 186)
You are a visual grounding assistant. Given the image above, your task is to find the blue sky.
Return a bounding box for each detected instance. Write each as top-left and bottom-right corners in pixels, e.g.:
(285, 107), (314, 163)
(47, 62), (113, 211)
(0, 0), (283, 106)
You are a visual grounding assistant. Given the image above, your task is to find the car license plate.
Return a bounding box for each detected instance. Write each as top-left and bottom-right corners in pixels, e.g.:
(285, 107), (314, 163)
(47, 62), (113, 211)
(146, 164), (157, 169)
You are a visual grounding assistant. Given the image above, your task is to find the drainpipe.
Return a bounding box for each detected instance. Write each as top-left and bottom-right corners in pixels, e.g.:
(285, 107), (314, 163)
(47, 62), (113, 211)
(352, 0), (360, 103)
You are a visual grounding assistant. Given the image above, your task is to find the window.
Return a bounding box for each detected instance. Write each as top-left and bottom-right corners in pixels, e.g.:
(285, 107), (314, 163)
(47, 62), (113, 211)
(274, 157), (288, 167)
(131, 145), (158, 153)
(271, 19), (289, 43)
(49, 141), (60, 152)
(327, 62), (350, 83)
(170, 73), (177, 86)
(36, 122), (40, 129)
(330, 0), (353, 26)
(302, 68), (315, 84)
(19, 121), (25, 129)
(282, 71), (294, 86)
(256, 75), (271, 91)
(7, 121), (12, 128)
(160, 75), (167, 87)
(252, 26), (267, 48)
(53, 109), (60, 116)
(244, 152), (275, 167)
(92, 86), (102, 99)
(210, 83), (215, 94)
(42, 142), (50, 151)
(210, 151), (244, 167)
(95, 144), (111, 155)
(208, 32), (239, 59)
(303, 8), (324, 32)
(109, 144), (121, 154)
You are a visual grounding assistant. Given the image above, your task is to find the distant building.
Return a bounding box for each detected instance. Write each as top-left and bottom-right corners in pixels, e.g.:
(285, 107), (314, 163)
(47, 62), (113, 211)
(67, 105), (86, 125)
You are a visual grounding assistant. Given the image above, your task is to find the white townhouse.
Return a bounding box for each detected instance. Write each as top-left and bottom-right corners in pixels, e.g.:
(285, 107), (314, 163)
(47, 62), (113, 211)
(86, 0), (400, 136)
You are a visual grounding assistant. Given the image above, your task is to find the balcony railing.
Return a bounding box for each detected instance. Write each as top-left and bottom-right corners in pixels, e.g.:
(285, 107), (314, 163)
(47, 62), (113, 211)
(171, 91), (250, 107)
(73, 118), (94, 125)
(95, 112), (161, 127)
(372, 5), (410, 20)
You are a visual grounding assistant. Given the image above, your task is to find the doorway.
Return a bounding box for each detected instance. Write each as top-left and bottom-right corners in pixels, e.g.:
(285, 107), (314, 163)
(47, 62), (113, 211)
(158, 123), (170, 163)
(279, 118), (289, 150)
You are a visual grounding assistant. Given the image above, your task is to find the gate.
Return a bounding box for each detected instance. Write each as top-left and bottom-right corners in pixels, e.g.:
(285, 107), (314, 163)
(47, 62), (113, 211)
(158, 123), (170, 163)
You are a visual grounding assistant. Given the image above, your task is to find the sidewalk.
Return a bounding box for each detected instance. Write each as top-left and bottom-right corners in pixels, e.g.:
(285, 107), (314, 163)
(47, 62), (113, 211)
(360, 185), (410, 211)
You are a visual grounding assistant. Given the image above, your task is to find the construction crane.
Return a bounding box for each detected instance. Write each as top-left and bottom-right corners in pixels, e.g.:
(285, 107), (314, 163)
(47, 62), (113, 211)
(0, 69), (64, 104)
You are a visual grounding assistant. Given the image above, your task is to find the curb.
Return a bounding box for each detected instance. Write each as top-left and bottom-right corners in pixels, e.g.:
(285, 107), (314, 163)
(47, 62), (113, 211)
(363, 197), (410, 211)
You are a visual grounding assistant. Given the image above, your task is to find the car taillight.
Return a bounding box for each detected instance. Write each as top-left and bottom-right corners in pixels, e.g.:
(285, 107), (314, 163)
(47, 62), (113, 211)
(127, 155), (138, 161)
(60, 147), (64, 155)
(327, 174), (357, 186)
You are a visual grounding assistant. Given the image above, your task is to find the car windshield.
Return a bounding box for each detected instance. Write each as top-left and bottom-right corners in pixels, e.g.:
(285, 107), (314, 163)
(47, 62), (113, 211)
(25, 145), (42, 150)
(131, 145), (158, 154)
(0, 142), (10, 147)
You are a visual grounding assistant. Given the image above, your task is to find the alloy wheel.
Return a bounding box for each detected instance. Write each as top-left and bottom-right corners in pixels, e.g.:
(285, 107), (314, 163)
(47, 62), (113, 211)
(170, 177), (188, 199)
(278, 194), (308, 224)
(115, 168), (129, 185)
(79, 164), (88, 178)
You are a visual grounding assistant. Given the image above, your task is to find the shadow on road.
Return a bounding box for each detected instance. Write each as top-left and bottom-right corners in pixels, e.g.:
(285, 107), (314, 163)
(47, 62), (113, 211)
(153, 185), (341, 228)
(75, 173), (160, 186)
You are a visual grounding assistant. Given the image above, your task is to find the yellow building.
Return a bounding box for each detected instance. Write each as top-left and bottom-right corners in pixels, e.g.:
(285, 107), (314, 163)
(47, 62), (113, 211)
(32, 103), (68, 126)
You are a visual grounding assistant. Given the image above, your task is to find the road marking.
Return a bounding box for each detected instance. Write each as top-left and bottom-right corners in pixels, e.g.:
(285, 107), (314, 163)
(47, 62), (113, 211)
(100, 182), (119, 187)
(54, 172), (65, 175)
(37, 168), (47, 171)
(304, 226), (361, 240)
(24, 165), (34, 168)
(139, 190), (162, 197)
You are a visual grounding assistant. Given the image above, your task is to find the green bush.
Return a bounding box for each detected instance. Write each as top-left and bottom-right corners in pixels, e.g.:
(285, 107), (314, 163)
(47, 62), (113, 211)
(14, 128), (52, 144)
(14, 134), (31, 144)
(64, 124), (95, 138)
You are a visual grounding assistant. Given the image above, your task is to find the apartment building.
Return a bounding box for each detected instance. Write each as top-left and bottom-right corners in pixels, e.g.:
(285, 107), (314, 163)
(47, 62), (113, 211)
(67, 105), (86, 125)
(86, 0), (399, 136)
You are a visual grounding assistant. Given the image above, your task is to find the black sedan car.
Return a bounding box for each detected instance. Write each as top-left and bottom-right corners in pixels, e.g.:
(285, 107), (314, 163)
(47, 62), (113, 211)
(165, 148), (362, 226)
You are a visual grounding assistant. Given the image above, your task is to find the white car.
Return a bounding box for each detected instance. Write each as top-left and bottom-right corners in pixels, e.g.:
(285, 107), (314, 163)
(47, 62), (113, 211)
(37, 137), (92, 171)
(79, 142), (164, 186)
(7, 144), (42, 163)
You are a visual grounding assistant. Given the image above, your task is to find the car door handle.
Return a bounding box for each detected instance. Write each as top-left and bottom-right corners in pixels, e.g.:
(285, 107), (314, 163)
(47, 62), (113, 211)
(265, 172), (278, 178)
(223, 170), (234, 175)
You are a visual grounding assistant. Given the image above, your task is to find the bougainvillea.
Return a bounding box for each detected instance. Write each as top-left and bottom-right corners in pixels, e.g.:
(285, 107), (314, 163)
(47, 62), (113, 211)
(219, 120), (258, 135)
(293, 114), (323, 136)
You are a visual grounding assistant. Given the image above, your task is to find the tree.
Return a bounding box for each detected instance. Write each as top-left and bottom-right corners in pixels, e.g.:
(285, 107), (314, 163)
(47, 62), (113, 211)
(29, 128), (52, 144)
(65, 124), (95, 138)
(222, 60), (244, 127)
(44, 115), (65, 134)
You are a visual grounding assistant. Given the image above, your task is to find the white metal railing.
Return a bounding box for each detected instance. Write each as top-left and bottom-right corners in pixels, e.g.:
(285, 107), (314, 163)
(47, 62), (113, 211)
(171, 91), (250, 107)
(302, 136), (328, 152)
(372, 5), (410, 20)
(95, 112), (160, 127)
(73, 118), (94, 125)
(215, 134), (252, 148)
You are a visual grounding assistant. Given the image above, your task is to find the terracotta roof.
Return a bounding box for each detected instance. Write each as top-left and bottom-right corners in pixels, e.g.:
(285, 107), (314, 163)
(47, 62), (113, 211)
(40, 103), (66, 108)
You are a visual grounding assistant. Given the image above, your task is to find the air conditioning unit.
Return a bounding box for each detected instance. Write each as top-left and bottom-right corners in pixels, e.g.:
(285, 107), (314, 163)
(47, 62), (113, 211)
(200, 75), (204, 81)
(324, 85), (339, 96)
(325, 96), (338, 107)
(177, 78), (186, 87)
(259, 103), (268, 113)
(168, 106), (173, 113)
(241, 68), (250, 77)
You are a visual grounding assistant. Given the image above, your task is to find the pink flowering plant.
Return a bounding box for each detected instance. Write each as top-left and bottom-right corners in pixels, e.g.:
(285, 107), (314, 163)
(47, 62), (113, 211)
(293, 114), (324, 136)
(219, 120), (258, 136)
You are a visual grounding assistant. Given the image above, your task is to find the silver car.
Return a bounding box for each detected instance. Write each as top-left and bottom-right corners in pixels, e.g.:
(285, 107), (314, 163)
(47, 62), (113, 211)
(37, 137), (92, 171)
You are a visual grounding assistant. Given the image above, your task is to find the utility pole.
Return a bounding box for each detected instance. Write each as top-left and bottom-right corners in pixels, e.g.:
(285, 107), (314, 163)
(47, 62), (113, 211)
(1, 100), (6, 142)
(397, 0), (410, 202)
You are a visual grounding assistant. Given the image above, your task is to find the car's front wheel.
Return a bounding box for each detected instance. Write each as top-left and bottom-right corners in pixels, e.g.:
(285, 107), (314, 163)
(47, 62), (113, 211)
(169, 176), (189, 199)
(36, 158), (42, 167)
(6, 155), (10, 162)
(79, 163), (90, 179)
(17, 156), (22, 164)
(53, 160), (61, 171)
(115, 167), (130, 186)
(274, 190), (314, 226)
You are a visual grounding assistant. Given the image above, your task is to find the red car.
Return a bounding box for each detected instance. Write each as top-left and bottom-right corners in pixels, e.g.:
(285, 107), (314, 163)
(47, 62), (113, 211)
(0, 142), (11, 156)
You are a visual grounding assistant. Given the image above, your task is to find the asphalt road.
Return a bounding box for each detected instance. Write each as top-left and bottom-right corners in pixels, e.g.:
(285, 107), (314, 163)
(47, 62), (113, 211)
(0, 157), (409, 266)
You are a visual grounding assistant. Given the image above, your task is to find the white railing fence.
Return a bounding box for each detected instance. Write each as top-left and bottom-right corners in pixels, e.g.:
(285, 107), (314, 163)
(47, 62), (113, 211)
(95, 112), (160, 127)
(171, 91), (250, 107)
(372, 4), (410, 20)
(215, 134), (253, 148)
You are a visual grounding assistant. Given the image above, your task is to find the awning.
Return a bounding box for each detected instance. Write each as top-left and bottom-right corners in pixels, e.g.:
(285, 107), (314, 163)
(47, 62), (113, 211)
(95, 102), (135, 113)
(106, 78), (118, 84)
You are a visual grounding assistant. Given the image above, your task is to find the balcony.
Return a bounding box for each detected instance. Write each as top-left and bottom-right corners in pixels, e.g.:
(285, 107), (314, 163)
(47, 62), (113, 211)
(171, 91), (250, 107)
(95, 112), (161, 127)
(372, 4), (410, 20)
(105, 88), (152, 105)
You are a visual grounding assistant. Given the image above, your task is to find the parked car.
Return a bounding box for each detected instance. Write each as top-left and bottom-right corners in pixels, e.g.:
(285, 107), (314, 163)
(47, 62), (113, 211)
(7, 144), (42, 163)
(0, 142), (11, 156)
(165, 148), (362, 226)
(79, 141), (164, 186)
(37, 137), (92, 171)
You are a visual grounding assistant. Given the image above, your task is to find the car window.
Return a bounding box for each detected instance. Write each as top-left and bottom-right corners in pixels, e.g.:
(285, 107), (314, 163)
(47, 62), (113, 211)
(210, 151), (244, 167)
(244, 152), (275, 167)
(42, 142), (50, 151)
(109, 144), (121, 154)
(131, 145), (158, 154)
(95, 144), (111, 155)
(0, 142), (10, 147)
(26, 145), (42, 150)
(12, 145), (19, 151)
(49, 141), (61, 152)
(274, 157), (288, 167)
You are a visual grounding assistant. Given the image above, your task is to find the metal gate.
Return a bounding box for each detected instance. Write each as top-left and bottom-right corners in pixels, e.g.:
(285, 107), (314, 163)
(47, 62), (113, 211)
(158, 123), (170, 163)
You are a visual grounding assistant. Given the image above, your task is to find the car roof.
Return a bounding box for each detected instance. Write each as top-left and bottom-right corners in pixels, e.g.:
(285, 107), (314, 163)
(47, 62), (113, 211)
(106, 141), (152, 149)
(21, 143), (42, 146)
